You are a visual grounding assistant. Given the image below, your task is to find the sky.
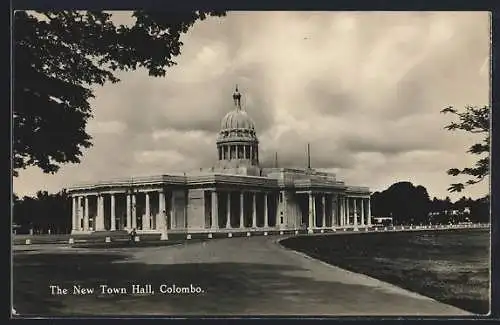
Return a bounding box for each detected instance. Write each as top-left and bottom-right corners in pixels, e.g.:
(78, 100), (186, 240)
(13, 11), (490, 200)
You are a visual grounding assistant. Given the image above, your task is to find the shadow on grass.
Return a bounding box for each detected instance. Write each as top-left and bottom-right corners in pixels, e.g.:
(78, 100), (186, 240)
(280, 229), (490, 315)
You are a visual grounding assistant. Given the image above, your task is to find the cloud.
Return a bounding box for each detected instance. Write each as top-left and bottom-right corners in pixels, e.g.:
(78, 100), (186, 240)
(13, 11), (490, 200)
(86, 121), (127, 134)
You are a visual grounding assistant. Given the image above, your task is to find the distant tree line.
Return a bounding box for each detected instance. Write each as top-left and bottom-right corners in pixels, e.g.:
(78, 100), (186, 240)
(371, 181), (489, 225)
(13, 190), (71, 234)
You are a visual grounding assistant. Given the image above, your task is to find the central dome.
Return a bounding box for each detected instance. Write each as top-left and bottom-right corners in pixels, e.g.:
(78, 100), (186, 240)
(219, 85), (255, 131)
(215, 85), (260, 168)
(220, 109), (255, 131)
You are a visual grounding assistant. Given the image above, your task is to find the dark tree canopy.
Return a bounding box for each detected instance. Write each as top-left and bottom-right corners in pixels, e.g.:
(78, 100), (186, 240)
(371, 182), (488, 225)
(13, 190), (71, 234)
(372, 181), (431, 225)
(14, 10), (226, 176)
(440, 105), (489, 193)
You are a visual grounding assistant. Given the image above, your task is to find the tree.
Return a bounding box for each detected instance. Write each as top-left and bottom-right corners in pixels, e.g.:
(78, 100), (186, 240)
(370, 191), (387, 218)
(469, 195), (490, 223)
(14, 10), (226, 176)
(371, 182), (430, 225)
(440, 105), (489, 192)
(13, 190), (72, 234)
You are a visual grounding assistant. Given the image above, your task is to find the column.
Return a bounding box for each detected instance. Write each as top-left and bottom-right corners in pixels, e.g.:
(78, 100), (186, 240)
(367, 198), (372, 227)
(312, 194), (317, 228)
(84, 196), (89, 231)
(77, 196), (82, 230)
(158, 190), (166, 231)
(346, 197), (350, 226)
(170, 191), (176, 229)
(110, 194), (116, 231)
(72, 196), (77, 231)
(211, 191), (218, 230)
(98, 195), (105, 230)
(264, 193), (269, 228)
(132, 193), (137, 229)
(96, 195), (101, 231)
(143, 192), (150, 230)
(339, 196), (343, 226)
(275, 192), (280, 226)
(226, 192), (231, 229)
(360, 198), (365, 226)
(353, 198), (358, 228)
(331, 194), (336, 227)
(252, 192), (257, 228)
(126, 193), (131, 230)
(308, 192), (314, 232)
(240, 192), (245, 228)
(321, 194), (326, 228)
(243, 145), (247, 160)
(250, 146), (254, 162)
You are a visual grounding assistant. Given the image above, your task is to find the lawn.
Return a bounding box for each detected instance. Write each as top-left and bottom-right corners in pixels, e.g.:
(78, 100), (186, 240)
(280, 228), (490, 315)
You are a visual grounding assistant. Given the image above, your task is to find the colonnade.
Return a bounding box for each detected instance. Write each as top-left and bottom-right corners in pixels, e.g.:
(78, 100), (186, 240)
(217, 143), (258, 162)
(71, 189), (371, 233)
(71, 189), (275, 233)
(71, 190), (169, 232)
(306, 192), (371, 230)
(337, 195), (371, 228)
(208, 191), (275, 230)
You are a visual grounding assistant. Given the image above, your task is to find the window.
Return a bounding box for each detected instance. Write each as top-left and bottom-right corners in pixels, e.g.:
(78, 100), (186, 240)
(280, 216), (284, 224)
(279, 193), (283, 203)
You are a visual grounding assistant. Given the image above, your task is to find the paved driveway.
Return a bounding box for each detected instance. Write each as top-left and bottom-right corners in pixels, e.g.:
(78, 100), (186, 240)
(110, 235), (471, 316)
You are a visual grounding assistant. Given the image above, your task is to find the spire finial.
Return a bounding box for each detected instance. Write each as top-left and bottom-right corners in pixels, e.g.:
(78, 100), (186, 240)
(233, 84), (242, 110)
(307, 143), (311, 169)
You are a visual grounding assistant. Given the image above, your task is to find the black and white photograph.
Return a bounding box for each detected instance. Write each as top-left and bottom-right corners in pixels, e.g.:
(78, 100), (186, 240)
(12, 10), (491, 317)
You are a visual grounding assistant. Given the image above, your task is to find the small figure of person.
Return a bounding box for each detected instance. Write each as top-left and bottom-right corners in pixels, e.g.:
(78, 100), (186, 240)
(129, 228), (137, 243)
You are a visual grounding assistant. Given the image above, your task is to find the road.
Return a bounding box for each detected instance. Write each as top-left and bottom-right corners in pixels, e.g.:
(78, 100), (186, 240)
(103, 234), (471, 316)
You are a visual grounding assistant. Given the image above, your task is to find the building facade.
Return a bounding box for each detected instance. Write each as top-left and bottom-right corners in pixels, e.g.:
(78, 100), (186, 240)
(66, 87), (372, 235)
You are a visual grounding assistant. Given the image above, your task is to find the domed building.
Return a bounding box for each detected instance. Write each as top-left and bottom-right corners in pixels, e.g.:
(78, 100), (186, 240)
(66, 86), (372, 238)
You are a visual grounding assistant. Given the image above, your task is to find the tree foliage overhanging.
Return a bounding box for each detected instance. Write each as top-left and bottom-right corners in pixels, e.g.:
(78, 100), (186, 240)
(14, 10), (226, 177)
(440, 105), (490, 193)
